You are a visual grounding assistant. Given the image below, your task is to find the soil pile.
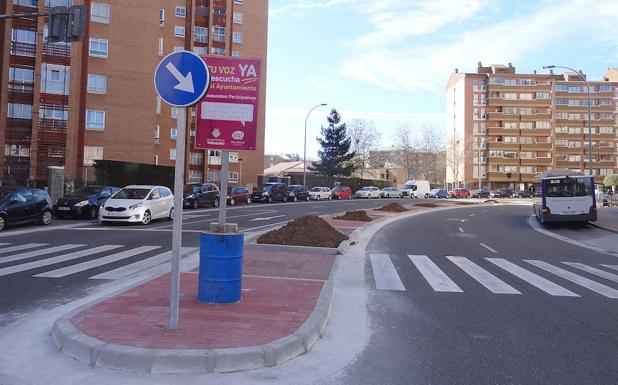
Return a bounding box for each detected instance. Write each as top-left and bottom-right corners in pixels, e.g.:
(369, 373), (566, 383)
(334, 210), (373, 222)
(376, 203), (409, 212)
(257, 215), (348, 248)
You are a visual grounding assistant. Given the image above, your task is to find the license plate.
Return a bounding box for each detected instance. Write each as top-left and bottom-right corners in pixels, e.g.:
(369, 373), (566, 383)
(57, 207), (70, 211)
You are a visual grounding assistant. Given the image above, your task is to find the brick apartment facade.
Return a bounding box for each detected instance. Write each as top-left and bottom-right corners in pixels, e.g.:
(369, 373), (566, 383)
(0, 0), (268, 189)
(446, 63), (618, 190)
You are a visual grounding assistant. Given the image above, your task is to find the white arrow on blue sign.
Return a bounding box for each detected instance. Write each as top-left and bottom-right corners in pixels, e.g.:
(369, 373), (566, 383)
(154, 50), (210, 107)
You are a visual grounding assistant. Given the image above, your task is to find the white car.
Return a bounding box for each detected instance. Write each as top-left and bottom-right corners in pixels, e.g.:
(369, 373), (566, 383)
(99, 185), (174, 225)
(355, 186), (381, 199)
(309, 186), (332, 200)
(380, 187), (402, 198)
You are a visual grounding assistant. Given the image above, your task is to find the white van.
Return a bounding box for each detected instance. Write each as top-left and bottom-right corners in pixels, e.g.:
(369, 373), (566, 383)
(401, 180), (431, 198)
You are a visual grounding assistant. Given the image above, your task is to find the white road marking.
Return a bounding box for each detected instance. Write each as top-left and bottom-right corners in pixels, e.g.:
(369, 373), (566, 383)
(90, 247), (196, 280)
(241, 221), (290, 233)
(526, 260), (618, 299)
(447, 256), (520, 294)
(34, 246), (161, 278)
(0, 244), (85, 264)
(486, 258), (579, 297)
(409, 255), (463, 292)
(0, 245), (123, 277)
(460, 219), (466, 223)
(458, 227), (464, 233)
(479, 243), (498, 254)
(0, 243), (48, 255)
(370, 254), (405, 291)
(563, 262), (618, 283)
(249, 215), (286, 222)
(602, 265), (618, 272)
(0, 243), (9, 247)
(469, 214), (476, 217)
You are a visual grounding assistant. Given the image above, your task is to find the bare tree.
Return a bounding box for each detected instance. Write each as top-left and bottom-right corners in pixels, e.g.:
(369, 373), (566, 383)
(393, 124), (415, 180)
(414, 125), (446, 186)
(446, 132), (472, 188)
(348, 119), (381, 179)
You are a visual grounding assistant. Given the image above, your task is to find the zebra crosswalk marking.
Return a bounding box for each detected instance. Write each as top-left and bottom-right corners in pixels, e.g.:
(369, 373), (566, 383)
(486, 258), (579, 297)
(563, 262), (618, 284)
(0, 244), (85, 264)
(34, 246), (161, 278)
(409, 255), (463, 293)
(601, 265), (618, 272)
(525, 260), (618, 299)
(0, 243), (9, 247)
(370, 254), (405, 291)
(0, 243), (48, 255)
(447, 256), (520, 294)
(89, 247), (196, 280)
(0, 245), (123, 277)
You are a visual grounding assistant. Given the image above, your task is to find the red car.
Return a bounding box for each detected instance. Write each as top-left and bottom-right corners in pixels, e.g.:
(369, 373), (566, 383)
(448, 188), (470, 198)
(227, 187), (252, 205)
(331, 185), (352, 200)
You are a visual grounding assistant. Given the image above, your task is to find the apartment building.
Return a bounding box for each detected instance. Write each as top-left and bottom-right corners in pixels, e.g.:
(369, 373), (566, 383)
(0, 0), (268, 189)
(446, 63), (618, 190)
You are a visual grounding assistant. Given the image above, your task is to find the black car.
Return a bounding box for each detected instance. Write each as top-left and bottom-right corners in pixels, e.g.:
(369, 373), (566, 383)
(183, 183), (220, 208)
(288, 185), (310, 202)
(54, 185), (119, 219)
(514, 190), (533, 198)
(252, 183), (288, 203)
(471, 189), (490, 198)
(498, 187), (513, 198)
(0, 187), (54, 231)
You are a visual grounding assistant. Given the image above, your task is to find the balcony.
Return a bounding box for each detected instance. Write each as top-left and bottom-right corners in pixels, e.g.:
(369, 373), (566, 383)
(10, 42), (36, 59)
(520, 173), (537, 182)
(487, 157), (519, 165)
(487, 172), (520, 182)
(487, 112), (518, 120)
(8, 81), (34, 94)
(520, 142), (552, 151)
(487, 142), (519, 151)
(521, 158), (552, 165)
(520, 128), (551, 136)
(555, 160), (581, 168)
(487, 127), (518, 135)
(519, 113), (551, 121)
(39, 118), (68, 133)
(487, 98), (551, 107)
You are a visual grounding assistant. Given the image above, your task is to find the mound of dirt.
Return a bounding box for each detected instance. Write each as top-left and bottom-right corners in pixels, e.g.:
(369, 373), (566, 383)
(334, 210), (373, 222)
(257, 215), (348, 248)
(413, 202), (439, 208)
(375, 202), (409, 212)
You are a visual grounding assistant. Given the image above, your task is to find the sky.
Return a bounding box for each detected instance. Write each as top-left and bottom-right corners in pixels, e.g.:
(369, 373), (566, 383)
(264, 0), (618, 160)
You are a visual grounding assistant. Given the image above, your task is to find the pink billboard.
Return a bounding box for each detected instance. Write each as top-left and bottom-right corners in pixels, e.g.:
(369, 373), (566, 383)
(196, 56), (261, 151)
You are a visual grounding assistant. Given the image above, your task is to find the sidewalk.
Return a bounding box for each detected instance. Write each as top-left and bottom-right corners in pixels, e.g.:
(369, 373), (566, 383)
(591, 206), (618, 233)
(52, 243), (338, 374)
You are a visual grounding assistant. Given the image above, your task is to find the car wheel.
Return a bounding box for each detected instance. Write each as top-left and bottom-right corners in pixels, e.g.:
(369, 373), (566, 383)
(247, 198), (251, 204)
(328, 195), (332, 200)
(317, 196), (320, 201)
(306, 196), (310, 201)
(0, 216), (5, 231)
(40, 210), (53, 226)
(293, 196), (298, 202)
(192, 199), (199, 209)
(230, 198), (235, 206)
(88, 206), (97, 220)
(142, 210), (152, 225)
(168, 208), (174, 220)
(214, 198), (220, 207)
(283, 196), (288, 203)
(268, 196), (273, 204)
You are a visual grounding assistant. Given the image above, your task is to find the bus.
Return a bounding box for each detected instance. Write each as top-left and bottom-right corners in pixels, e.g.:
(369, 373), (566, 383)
(533, 169), (597, 225)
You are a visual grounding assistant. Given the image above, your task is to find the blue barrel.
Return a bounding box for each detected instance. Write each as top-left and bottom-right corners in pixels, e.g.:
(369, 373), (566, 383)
(198, 231), (244, 304)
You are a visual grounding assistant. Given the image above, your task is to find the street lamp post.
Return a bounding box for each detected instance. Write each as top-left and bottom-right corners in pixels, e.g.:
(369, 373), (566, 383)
(303, 103), (327, 187)
(543, 65), (593, 178)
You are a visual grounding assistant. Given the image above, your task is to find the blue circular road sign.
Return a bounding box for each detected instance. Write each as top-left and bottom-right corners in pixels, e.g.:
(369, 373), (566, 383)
(154, 50), (210, 107)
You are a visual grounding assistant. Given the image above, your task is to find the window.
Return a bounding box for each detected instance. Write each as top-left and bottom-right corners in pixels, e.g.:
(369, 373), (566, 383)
(40, 107), (68, 120)
(232, 32), (243, 43)
(214, 8), (226, 15)
(89, 38), (108, 58)
(171, 107), (178, 118)
(9, 67), (34, 91)
(520, 79), (533, 86)
(229, 172), (239, 182)
(40, 66), (70, 94)
(91, 2), (110, 24)
(568, 155), (581, 162)
(7, 103), (32, 119)
(503, 93), (517, 100)
(568, 126), (581, 134)
(536, 121), (551, 129)
(83, 146), (104, 166)
(504, 136), (517, 144)
(13, 0), (38, 7)
(556, 98), (568, 105)
(170, 149), (176, 160)
(5, 144), (30, 157)
(158, 38), (164, 56)
(519, 108), (533, 115)
(599, 84), (612, 92)
(555, 126), (568, 133)
(234, 0), (244, 4)
(520, 152), (534, 159)
(229, 152), (239, 162)
(194, 26), (208, 43)
(213, 26), (226, 41)
(520, 137), (533, 144)
(568, 141), (581, 148)
(519, 93), (532, 100)
(173, 46), (183, 52)
(175, 6), (186, 17)
(194, 46), (208, 56)
(174, 26), (185, 37)
(155, 125), (160, 143)
(233, 12), (243, 24)
(159, 9), (165, 25)
(520, 166), (534, 174)
(536, 91), (551, 99)
(568, 86), (581, 93)
(504, 122), (517, 129)
(504, 79), (516, 86)
(556, 140), (568, 147)
(86, 110), (105, 130)
(600, 126), (613, 134)
(556, 84), (568, 91)
(503, 107), (517, 114)
(211, 47), (225, 55)
(189, 170), (203, 183)
(520, 122), (533, 129)
(87, 74), (107, 94)
(190, 152), (204, 165)
(503, 151), (517, 159)
(11, 29), (36, 44)
(154, 155), (159, 165)
(170, 127), (178, 139)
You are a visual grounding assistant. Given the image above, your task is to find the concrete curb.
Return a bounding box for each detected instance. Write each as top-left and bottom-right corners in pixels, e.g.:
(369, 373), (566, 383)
(588, 221), (618, 235)
(51, 258), (336, 374)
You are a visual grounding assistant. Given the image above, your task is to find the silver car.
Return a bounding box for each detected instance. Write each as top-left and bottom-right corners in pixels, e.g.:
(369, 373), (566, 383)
(379, 187), (402, 198)
(355, 186), (381, 199)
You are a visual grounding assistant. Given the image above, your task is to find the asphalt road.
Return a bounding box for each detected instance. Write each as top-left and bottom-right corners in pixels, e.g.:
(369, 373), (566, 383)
(337, 204), (618, 385)
(0, 197), (415, 326)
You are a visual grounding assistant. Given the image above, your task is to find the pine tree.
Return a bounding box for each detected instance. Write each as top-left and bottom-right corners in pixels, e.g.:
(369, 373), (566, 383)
(311, 109), (356, 176)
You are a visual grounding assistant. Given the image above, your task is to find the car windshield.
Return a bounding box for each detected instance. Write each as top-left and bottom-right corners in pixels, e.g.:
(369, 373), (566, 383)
(0, 187), (18, 201)
(184, 185), (202, 194)
(311, 187), (322, 192)
(110, 188), (150, 200)
(262, 184), (276, 191)
(403, 183), (414, 189)
(544, 178), (593, 197)
(360, 187), (371, 191)
(290, 185), (304, 192)
(67, 186), (101, 197)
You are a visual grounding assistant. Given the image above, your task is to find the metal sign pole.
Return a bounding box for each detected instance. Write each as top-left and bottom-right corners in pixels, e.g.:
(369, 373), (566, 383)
(218, 150), (229, 227)
(169, 107), (186, 331)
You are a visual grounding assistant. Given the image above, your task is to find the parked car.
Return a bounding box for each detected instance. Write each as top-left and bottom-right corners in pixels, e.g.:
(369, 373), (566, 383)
(489, 190), (509, 198)
(54, 185), (120, 219)
(183, 183), (220, 209)
(427, 188), (449, 199)
(514, 190), (533, 198)
(252, 182), (288, 203)
(99, 185), (174, 225)
(0, 187), (53, 232)
(449, 188), (470, 198)
(331, 185), (352, 200)
(380, 187), (402, 198)
(470, 189), (490, 198)
(401, 180), (431, 198)
(355, 186), (381, 199)
(288, 185), (310, 202)
(498, 187), (514, 198)
(309, 186), (332, 200)
(227, 187), (251, 205)
(603, 193), (618, 207)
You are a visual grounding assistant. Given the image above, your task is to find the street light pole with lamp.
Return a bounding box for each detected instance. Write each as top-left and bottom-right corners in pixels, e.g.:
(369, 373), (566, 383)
(543, 65), (593, 177)
(303, 103), (327, 187)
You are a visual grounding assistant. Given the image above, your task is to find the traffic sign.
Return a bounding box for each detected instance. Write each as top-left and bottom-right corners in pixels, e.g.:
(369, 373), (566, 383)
(154, 50), (210, 107)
